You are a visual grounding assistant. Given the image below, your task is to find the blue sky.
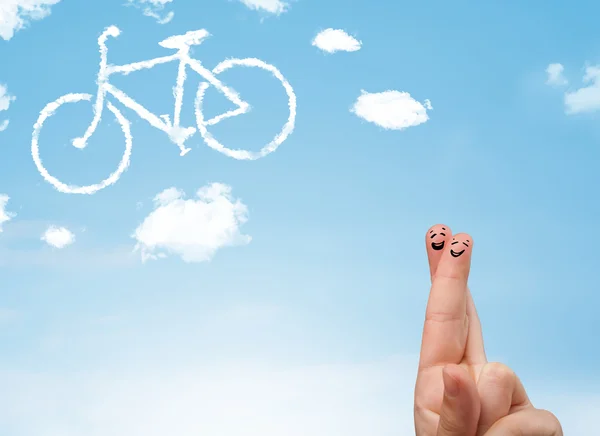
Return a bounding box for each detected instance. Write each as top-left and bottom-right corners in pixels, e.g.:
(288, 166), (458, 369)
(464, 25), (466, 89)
(0, 0), (599, 434)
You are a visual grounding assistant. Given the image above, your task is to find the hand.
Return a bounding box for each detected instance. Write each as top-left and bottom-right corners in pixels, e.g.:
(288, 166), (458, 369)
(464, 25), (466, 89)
(413, 224), (563, 435)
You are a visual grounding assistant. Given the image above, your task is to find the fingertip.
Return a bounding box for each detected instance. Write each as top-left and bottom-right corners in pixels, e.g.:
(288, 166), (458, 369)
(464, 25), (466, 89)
(443, 364), (471, 385)
(437, 364), (480, 435)
(442, 363), (463, 376)
(447, 232), (473, 261)
(442, 365), (461, 398)
(426, 224), (453, 279)
(433, 232), (473, 284)
(427, 224), (451, 239)
(426, 224), (452, 253)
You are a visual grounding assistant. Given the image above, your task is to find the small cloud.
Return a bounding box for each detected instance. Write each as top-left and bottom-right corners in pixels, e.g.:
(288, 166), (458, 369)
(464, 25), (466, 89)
(154, 11), (174, 24)
(238, 0), (288, 14)
(0, 0), (61, 41)
(312, 28), (361, 54)
(41, 226), (75, 248)
(132, 183), (251, 263)
(0, 84), (16, 131)
(0, 194), (15, 232)
(564, 65), (600, 114)
(0, 84), (15, 112)
(546, 63), (568, 86)
(351, 90), (432, 130)
(126, 0), (174, 24)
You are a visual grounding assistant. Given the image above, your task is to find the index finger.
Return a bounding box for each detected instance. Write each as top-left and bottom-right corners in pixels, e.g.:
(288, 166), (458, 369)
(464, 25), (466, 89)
(426, 224), (451, 280)
(425, 225), (486, 366)
(419, 232), (473, 370)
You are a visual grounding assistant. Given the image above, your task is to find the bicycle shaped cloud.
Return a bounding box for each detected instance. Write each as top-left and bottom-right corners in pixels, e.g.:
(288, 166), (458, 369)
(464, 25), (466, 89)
(32, 25), (297, 194)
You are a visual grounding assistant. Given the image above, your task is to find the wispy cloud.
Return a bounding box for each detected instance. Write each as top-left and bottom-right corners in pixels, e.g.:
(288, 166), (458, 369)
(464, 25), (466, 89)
(0, 194), (15, 232)
(0, 350), (595, 435)
(0, 84), (15, 111)
(312, 28), (361, 54)
(0, 0), (61, 41)
(564, 65), (600, 114)
(351, 90), (432, 130)
(126, 0), (174, 24)
(41, 225), (75, 248)
(546, 63), (568, 87)
(132, 183), (251, 263)
(238, 0), (288, 15)
(0, 244), (136, 269)
(0, 354), (418, 436)
(0, 308), (19, 323)
(0, 219), (134, 269)
(0, 84), (16, 131)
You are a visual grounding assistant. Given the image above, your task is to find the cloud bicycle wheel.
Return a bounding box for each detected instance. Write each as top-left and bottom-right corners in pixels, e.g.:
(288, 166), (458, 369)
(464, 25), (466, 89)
(31, 93), (133, 195)
(194, 57), (297, 161)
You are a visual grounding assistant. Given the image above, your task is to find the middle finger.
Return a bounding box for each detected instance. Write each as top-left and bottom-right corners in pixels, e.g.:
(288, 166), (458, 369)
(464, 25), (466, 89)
(476, 362), (532, 435)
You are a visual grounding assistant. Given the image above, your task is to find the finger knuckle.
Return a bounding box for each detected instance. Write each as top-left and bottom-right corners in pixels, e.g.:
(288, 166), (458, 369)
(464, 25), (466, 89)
(438, 415), (463, 435)
(432, 272), (464, 282)
(537, 409), (563, 434)
(481, 362), (514, 383)
(425, 311), (464, 323)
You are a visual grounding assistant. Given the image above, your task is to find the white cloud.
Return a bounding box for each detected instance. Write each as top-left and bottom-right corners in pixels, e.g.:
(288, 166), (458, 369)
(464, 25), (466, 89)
(41, 225), (75, 248)
(126, 0), (174, 24)
(312, 28), (361, 54)
(0, 194), (15, 232)
(0, 85), (15, 112)
(238, 0), (288, 14)
(0, 84), (16, 131)
(133, 183), (251, 263)
(546, 63), (568, 86)
(564, 65), (600, 114)
(351, 90), (432, 130)
(0, 0), (61, 41)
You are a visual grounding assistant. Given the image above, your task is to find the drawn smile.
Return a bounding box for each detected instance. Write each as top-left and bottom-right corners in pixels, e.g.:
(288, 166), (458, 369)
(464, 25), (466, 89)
(450, 249), (465, 257)
(431, 241), (445, 250)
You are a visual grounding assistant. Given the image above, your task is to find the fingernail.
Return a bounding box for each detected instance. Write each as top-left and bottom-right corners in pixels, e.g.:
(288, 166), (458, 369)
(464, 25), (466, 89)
(443, 367), (460, 398)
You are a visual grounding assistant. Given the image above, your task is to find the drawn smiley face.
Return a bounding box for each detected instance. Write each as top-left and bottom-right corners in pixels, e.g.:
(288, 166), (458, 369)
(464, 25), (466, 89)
(428, 226), (447, 251)
(450, 238), (470, 258)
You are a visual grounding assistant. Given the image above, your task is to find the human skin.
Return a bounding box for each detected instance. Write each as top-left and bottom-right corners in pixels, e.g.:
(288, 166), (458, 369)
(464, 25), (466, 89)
(413, 224), (563, 436)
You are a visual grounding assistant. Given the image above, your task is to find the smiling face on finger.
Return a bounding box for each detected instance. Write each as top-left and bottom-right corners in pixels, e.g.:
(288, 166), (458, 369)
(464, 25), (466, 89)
(450, 236), (471, 258)
(428, 225), (448, 251)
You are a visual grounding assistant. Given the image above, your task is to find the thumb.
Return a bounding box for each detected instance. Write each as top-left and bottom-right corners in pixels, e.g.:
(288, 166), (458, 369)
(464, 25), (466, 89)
(436, 364), (481, 436)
